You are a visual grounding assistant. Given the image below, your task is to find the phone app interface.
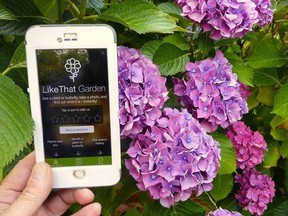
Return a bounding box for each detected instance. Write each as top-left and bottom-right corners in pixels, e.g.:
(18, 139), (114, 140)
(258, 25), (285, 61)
(36, 49), (112, 167)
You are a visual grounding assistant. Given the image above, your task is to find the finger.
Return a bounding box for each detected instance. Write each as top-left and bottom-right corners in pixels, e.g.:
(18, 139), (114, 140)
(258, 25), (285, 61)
(0, 152), (35, 191)
(41, 188), (95, 215)
(71, 203), (102, 216)
(1, 162), (53, 216)
(0, 152), (36, 212)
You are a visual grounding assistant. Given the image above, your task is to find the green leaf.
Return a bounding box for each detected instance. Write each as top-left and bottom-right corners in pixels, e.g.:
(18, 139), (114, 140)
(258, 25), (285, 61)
(210, 174), (233, 201)
(263, 198), (288, 216)
(196, 32), (214, 56)
(253, 68), (280, 86)
(0, 75), (33, 179)
(87, 0), (104, 14)
(270, 116), (288, 141)
(272, 82), (288, 118)
(141, 40), (163, 60)
(0, 3), (17, 20)
(2, 42), (26, 75)
(163, 34), (190, 51)
(153, 43), (189, 76)
(263, 141), (280, 168)
(34, 0), (64, 22)
(256, 86), (275, 106)
(100, 0), (178, 34)
(150, 199), (205, 216)
(279, 140), (288, 158)
(0, 0), (43, 35)
(247, 43), (287, 69)
(224, 52), (254, 86)
(157, 2), (181, 15)
(212, 133), (236, 175)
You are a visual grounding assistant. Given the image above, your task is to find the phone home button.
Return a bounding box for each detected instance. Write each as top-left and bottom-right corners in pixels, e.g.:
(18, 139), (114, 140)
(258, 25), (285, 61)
(73, 170), (85, 180)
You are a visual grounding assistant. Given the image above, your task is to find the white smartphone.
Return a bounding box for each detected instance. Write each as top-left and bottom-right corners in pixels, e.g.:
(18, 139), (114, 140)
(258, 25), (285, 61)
(25, 24), (121, 188)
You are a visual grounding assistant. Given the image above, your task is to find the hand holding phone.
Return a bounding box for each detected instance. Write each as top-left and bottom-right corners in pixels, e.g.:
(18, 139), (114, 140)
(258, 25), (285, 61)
(25, 25), (121, 188)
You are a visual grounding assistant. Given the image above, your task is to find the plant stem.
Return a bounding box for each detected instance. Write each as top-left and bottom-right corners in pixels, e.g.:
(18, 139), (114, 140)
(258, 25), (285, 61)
(81, 0), (87, 17)
(68, 0), (81, 17)
(64, 15), (99, 24)
(205, 192), (218, 210)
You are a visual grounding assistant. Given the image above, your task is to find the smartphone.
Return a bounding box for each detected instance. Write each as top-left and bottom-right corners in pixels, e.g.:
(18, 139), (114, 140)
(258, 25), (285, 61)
(25, 24), (121, 188)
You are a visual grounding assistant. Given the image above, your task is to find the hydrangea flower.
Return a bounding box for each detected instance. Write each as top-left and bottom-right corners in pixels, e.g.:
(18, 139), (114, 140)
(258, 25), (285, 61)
(173, 51), (248, 132)
(125, 108), (221, 207)
(239, 82), (251, 100)
(226, 121), (267, 169)
(253, 0), (274, 27)
(118, 46), (168, 138)
(235, 168), (275, 215)
(175, 0), (273, 40)
(207, 208), (243, 216)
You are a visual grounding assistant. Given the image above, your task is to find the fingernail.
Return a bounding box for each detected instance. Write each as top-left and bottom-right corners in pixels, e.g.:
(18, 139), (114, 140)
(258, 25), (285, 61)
(30, 162), (49, 181)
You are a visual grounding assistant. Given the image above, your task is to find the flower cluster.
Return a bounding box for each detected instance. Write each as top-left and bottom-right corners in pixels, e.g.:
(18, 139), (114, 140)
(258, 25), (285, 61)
(253, 0), (274, 27)
(175, 0), (273, 40)
(235, 168), (275, 215)
(226, 121), (267, 170)
(173, 51), (248, 132)
(125, 108), (221, 207)
(207, 208), (243, 216)
(118, 46), (168, 138)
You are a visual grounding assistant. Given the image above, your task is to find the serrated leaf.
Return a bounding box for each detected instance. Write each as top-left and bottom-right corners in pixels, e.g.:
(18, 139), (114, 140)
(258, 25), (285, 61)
(263, 198), (288, 216)
(153, 43), (189, 76)
(150, 199), (205, 216)
(210, 174), (233, 201)
(0, 75), (33, 179)
(0, 0), (43, 35)
(224, 52), (254, 86)
(272, 82), (288, 118)
(163, 34), (190, 51)
(247, 43), (287, 69)
(263, 141), (280, 168)
(101, 0), (178, 34)
(212, 133), (236, 175)
(157, 2), (181, 15)
(253, 68), (280, 86)
(0, 3), (17, 20)
(256, 86), (275, 106)
(34, 0), (64, 22)
(280, 141), (288, 158)
(2, 42), (26, 75)
(270, 116), (288, 141)
(87, 0), (104, 14)
(141, 40), (163, 60)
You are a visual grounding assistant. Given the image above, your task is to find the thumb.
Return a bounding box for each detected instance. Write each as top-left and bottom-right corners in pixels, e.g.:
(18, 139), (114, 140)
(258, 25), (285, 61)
(2, 162), (53, 216)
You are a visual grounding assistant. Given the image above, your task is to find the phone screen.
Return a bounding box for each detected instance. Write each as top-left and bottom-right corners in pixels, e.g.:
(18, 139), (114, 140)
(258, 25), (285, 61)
(36, 48), (112, 167)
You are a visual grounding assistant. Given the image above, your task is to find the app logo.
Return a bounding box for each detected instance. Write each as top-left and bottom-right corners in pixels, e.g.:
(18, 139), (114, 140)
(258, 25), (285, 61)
(65, 58), (81, 82)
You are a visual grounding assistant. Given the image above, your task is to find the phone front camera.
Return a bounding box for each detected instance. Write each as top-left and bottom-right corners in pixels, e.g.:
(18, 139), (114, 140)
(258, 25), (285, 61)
(57, 37), (62, 43)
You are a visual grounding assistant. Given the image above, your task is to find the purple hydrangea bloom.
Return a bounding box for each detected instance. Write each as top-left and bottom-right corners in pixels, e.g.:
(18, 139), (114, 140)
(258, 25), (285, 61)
(207, 208), (243, 216)
(125, 108), (221, 207)
(235, 168), (275, 215)
(118, 46), (168, 139)
(252, 0), (273, 27)
(173, 51), (248, 132)
(226, 121), (267, 170)
(175, 0), (259, 40)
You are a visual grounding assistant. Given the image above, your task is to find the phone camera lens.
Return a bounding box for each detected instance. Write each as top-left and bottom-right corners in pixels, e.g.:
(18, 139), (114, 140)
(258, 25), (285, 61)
(57, 37), (62, 43)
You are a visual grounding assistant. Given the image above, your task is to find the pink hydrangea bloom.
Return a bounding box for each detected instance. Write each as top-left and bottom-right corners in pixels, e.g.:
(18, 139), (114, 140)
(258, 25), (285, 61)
(173, 51), (248, 132)
(175, 0), (273, 40)
(126, 108), (221, 208)
(118, 46), (168, 139)
(207, 208), (243, 216)
(235, 168), (275, 215)
(226, 121), (267, 169)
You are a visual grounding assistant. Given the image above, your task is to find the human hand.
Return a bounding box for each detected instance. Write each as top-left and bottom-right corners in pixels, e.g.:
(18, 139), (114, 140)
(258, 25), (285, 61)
(0, 152), (101, 216)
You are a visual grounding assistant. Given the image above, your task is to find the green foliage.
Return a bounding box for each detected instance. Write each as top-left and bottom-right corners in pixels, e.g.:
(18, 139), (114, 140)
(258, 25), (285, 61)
(0, 0), (288, 215)
(212, 133), (236, 175)
(0, 75), (33, 179)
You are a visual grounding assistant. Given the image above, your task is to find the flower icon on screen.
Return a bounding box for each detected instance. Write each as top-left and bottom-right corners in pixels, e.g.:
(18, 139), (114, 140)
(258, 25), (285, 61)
(65, 58), (81, 82)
